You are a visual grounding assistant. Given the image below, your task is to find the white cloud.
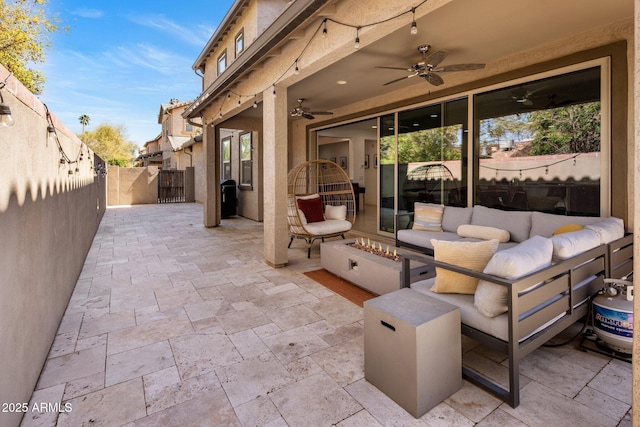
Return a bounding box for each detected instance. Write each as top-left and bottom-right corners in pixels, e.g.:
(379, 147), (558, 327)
(126, 14), (212, 46)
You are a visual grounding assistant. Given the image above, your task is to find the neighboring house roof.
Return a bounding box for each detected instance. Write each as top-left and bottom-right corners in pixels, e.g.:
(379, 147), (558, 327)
(168, 136), (192, 151)
(178, 134), (203, 151)
(159, 99), (192, 123)
(144, 135), (162, 148)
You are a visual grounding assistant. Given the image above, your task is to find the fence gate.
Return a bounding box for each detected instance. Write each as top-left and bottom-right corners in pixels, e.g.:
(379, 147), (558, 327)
(158, 170), (185, 203)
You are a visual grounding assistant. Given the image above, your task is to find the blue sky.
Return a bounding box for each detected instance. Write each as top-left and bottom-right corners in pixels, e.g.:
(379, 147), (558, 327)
(39, 0), (235, 148)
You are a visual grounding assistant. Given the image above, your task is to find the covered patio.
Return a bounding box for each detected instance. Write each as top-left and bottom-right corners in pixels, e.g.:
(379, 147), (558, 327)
(21, 203), (631, 426)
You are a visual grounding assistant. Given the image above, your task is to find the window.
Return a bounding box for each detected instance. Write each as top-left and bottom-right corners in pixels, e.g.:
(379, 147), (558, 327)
(235, 29), (244, 57)
(185, 122), (193, 132)
(222, 137), (231, 180)
(217, 50), (227, 75)
(239, 132), (252, 188)
(473, 66), (602, 216)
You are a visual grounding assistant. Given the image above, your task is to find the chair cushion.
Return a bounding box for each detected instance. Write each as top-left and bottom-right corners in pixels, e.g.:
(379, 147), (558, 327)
(474, 235), (552, 317)
(297, 196), (324, 223)
(304, 219), (352, 235)
(430, 239), (499, 294)
(412, 203), (444, 232)
(325, 204), (347, 220)
(457, 224), (510, 243)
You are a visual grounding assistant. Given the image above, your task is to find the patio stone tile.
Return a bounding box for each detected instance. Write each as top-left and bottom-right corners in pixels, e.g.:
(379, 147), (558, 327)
(143, 366), (221, 414)
(284, 355), (324, 381)
(252, 287), (318, 313)
(444, 381), (501, 423)
(130, 273), (174, 288)
(501, 381), (617, 427)
(36, 345), (106, 390)
(170, 332), (242, 380)
(336, 409), (384, 427)
(253, 322), (283, 338)
(105, 340), (175, 387)
(233, 395), (282, 427)
(262, 281), (300, 295)
(587, 359), (632, 405)
(408, 403), (475, 427)
(47, 330), (79, 358)
(216, 352), (294, 407)
(107, 312), (193, 355)
(574, 385), (631, 422)
(229, 328), (270, 359)
(189, 271), (232, 288)
(20, 383), (65, 427)
(475, 408), (529, 427)
(265, 302), (322, 330)
(462, 350), (531, 392)
(75, 333), (107, 352)
(345, 379), (415, 427)
(261, 325), (330, 364)
(58, 379), (146, 427)
(318, 322), (364, 346)
(215, 302), (272, 334)
(270, 372), (362, 427)
(517, 346), (596, 398)
(306, 294), (363, 328)
(310, 337), (364, 387)
(78, 311), (136, 339)
(183, 297), (226, 322)
(217, 282), (266, 303)
(133, 388), (241, 426)
(154, 285), (204, 311)
(61, 371), (105, 401)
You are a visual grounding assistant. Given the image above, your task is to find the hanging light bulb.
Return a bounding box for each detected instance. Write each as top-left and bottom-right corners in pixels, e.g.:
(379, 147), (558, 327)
(47, 124), (57, 145)
(354, 27), (360, 49)
(322, 20), (327, 37)
(294, 60), (300, 75)
(0, 91), (14, 127)
(410, 8), (418, 35)
(252, 95), (258, 109)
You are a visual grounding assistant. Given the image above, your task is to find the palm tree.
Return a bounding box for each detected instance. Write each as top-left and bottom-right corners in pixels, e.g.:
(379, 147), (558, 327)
(79, 114), (90, 135)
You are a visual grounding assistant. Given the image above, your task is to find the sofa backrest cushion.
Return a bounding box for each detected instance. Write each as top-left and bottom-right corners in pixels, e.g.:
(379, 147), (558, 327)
(471, 205), (532, 242)
(474, 235), (553, 317)
(430, 238), (499, 295)
(529, 211), (601, 238)
(412, 202), (444, 231)
(441, 206), (473, 232)
(457, 224), (510, 243)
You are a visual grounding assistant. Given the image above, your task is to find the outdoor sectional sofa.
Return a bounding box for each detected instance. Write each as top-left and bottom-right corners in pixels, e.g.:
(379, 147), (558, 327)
(395, 203), (631, 407)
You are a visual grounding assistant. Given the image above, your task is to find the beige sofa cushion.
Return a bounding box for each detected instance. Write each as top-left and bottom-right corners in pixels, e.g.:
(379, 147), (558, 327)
(457, 224), (510, 243)
(471, 206), (532, 242)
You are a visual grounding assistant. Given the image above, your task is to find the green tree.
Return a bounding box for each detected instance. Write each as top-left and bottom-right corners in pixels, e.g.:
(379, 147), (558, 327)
(397, 125), (462, 164)
(79, 114), (90, 134)
(81, 122), (138, 166)
(528, 102), (600, 155)
(0, 0), (66, 94)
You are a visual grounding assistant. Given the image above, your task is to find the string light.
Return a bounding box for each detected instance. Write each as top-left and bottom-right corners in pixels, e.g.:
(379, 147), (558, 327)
(410, 8), (418, 35)
(354, 27), (360, 49)
(253, 95), (258, 109)
(322, 19), (327, 37)
(294, 60), (300, 75)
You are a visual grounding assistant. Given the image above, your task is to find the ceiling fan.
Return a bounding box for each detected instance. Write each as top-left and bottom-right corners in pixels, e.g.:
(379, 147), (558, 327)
(378, 45), (485, 87)
(290, 98), (333, 120)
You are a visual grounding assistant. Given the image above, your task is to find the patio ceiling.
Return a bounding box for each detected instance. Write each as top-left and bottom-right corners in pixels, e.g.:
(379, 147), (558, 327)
(275, 0), (632, 121)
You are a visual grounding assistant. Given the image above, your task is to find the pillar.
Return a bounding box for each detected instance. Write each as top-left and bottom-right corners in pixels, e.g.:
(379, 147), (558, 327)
(263, 85), (289, 267)
(203, 124), (220, 227)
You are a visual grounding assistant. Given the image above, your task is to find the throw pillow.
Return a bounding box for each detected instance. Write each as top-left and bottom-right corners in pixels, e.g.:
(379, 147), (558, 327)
(585, 217), (625, 244)
(474, 235), (552, 317)
(552, 224), (584, 235)
(297, 196), (324, 223)
(430, 239), (499, 294)
(549, 228), (601, 260)
(325, 204), (347, 220)
(412, 203), (444, 232)
(457, 224), (510, 243)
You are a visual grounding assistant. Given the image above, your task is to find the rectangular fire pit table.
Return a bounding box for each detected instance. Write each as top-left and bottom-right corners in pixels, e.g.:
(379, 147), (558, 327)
(320, 238), (433, 295)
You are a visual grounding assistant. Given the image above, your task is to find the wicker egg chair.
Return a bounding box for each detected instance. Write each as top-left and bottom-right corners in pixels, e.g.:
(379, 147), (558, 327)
(287, 159), (356, 257)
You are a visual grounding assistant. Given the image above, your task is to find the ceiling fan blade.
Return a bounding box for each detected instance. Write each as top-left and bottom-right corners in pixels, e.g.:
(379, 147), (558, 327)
(424, 73), (444, 86)
(302, 113), (315, 120)
(309, 111), (333, 115)
(434, 63), (485, 72)
(424, 50), (448, 67)
(375, 66), (413, 72)
(383, 76), (411, 86)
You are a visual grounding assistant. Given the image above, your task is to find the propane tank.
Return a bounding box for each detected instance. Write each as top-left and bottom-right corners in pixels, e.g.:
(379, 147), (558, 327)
(592, 278), (633, 354)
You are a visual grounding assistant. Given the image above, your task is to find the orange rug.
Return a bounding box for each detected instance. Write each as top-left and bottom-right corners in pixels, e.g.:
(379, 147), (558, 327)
(303, 269), (376, 307)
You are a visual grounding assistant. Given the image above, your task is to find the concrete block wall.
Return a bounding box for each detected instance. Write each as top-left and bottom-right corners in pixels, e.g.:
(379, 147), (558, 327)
(0, 65), (106, 427)
(107, 166), (159, 206)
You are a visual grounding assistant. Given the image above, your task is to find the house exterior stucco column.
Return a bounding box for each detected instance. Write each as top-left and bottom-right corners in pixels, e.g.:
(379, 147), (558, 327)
(633, 1), (640, 423)
(203, 124), (220, 227)
(263, 85), (289, 267)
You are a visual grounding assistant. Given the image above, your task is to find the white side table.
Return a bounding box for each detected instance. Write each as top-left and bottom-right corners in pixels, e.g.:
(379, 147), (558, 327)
(364, 288), (461, 418)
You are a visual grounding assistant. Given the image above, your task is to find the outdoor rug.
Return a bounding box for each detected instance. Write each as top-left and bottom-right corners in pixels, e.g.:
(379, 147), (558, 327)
(303, 269), (376, 307)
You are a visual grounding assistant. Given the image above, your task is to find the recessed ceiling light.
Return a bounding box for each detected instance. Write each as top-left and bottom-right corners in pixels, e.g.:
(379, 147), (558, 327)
(336, 80), (347, 85)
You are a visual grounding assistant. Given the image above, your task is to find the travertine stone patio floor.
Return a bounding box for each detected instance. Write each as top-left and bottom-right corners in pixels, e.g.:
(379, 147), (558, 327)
(20, 203), (632, 426)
